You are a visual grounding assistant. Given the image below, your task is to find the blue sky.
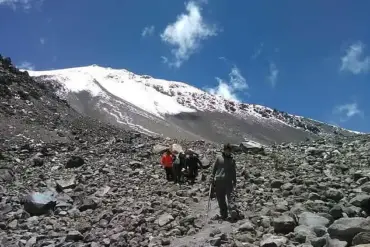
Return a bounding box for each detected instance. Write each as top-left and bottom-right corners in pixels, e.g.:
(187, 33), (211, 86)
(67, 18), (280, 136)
(1, 0), (369, 132)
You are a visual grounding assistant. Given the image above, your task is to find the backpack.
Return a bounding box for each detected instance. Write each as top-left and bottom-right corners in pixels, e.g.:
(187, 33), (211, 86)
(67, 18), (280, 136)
(173, 155), (180, 166)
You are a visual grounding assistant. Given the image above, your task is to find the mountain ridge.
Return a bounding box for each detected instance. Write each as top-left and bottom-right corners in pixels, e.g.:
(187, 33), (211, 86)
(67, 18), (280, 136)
(27, 65), (363, 145)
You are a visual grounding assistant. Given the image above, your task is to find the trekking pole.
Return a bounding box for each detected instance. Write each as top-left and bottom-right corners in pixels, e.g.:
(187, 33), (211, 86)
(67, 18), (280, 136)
(205, 182), (213, 220)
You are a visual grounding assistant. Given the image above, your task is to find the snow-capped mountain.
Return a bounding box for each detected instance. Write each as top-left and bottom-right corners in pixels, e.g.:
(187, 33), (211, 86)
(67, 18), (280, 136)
(27, 65), (360, 145)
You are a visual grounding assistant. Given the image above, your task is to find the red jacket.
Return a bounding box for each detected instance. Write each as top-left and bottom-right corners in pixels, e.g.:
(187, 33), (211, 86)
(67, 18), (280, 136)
(161, 153), (173, 168)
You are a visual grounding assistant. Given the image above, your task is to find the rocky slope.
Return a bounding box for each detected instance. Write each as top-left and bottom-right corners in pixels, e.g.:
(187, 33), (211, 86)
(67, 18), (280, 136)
(1, 54), (370, 247)
(27, 65), (362, 145)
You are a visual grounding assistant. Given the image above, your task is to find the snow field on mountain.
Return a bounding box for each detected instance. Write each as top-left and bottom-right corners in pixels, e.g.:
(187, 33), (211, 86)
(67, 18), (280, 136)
(29, 65), (198, 119)
(28, 64), (362, 136)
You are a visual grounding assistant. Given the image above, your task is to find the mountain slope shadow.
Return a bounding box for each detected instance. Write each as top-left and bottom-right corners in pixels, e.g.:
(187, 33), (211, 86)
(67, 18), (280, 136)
(166, 111), (316, 145)
(52, 79), (208, 140)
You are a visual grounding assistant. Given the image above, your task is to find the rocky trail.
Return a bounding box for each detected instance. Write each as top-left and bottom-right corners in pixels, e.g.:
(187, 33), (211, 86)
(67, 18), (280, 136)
(2, 54), (370, 247)
(2, 132), (370, 247)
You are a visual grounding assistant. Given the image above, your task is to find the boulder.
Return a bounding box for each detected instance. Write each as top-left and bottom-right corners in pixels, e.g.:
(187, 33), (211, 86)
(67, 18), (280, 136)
(152, 144), (168, 154)
(273, 215), (296, 234)
(298, 212), (330, 227)
(352, 232), (370, 246)
(65, 156), (85, 168)
(260, 234), (288, 247)
(328, 217), (370, 242)
(23, 191), (57, 215)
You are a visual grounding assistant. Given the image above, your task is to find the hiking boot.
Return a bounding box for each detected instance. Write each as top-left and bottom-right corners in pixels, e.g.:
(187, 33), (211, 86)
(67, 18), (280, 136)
(230, 210), (238, 219)
(211, 214), (222, 221)
(229, 210), (242, 222)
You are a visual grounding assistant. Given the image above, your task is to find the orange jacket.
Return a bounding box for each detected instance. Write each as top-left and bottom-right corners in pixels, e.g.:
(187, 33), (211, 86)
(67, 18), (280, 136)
(161, 153), (173, 168)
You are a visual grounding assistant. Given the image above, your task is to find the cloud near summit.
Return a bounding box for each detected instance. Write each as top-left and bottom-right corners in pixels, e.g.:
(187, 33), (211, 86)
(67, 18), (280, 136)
(160, 1), (218, 68)
(340, 41), (370, 74)
(206, 66), (248, 102)
(333, 102), (364, 122)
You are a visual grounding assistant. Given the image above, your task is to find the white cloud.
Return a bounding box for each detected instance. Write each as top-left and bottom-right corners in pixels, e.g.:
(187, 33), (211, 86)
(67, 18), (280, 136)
(17, 61), (35, 70)
(206, 66), (248, 102)
(333, 102), (364, 122)
(251, 43), (263, 59)
(340, 41), (370, 74)
(40, 37), (46, 45)
(268, 62), (279, 87)
(160, 1), (217, 68)
(160, 56), (169, 64)
(141, 25), (155, 37)
(0, 0), (43, 10)
(207, 79), (238, 101)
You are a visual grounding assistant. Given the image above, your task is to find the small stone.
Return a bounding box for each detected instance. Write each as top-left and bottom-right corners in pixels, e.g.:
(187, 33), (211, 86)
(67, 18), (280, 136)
(157, 213), (174, 227)
(260, 234), (288, 247)
(273, 215), (296, 234)
(210, 237), (222, 246)
(25, 237), (37, 247)
(66, 230), (83, 242)
(161, 239), (171, 246)
(79, 197), (99, 211)
(65, 156), (85, 168)
(8, 219), (18, 229)
(102, 238), (110, 245)
(271, 180), (284, 189)
(56, 177), (76, 191)
(238, 221), (255, 232)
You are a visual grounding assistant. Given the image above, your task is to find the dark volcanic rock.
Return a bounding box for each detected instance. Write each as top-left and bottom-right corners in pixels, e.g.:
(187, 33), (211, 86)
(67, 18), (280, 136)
(273, 215), (296, 234)
(65, 156), (85, 168)
(23, 191), (57, 215)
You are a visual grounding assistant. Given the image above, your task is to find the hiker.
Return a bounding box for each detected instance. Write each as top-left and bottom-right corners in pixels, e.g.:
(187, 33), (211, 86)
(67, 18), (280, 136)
(161, 150), (173, 181)
(210, 143), (237, 220)
(186, 152), (202, 184)
(172, 152), (184, 184)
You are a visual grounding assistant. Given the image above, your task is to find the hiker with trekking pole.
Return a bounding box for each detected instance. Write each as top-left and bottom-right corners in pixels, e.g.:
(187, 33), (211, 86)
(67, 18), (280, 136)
(208, 143), (239, 221)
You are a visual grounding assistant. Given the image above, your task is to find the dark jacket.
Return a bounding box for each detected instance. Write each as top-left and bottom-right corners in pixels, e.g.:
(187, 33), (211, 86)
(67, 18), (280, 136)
(186, 155), (202, 170)
(210, 153), (237, 186)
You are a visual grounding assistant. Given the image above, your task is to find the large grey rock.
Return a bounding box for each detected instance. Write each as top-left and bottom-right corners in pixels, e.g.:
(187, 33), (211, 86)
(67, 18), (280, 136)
(350, 194), (370, 208)
(325, 235), (347, 247)
(273, 215), (296, 234)
(298, 212), (330, 227)
(0, 167), (14, 183)
(152, 144), (168, 154)
(65, 156), (85, 168)
(352, 232), (370, 246)
(23, 191), (56, 215)
(328, 217), (370, 242)
(294, 225), (316, 243)
(324, 189), (344, 202)
(260, 234), (288, 247)
(361, 182), (370, 193)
